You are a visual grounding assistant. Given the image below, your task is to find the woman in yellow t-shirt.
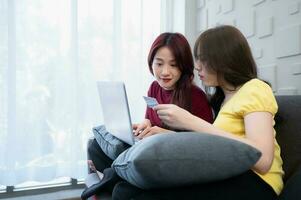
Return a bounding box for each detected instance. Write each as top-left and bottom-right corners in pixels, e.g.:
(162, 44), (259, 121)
(153, 25), (284, 199)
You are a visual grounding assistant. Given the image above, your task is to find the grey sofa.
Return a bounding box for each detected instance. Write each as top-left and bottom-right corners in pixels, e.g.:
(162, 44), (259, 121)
(274, 95), (301, 200)
(87, 95), (301, 200)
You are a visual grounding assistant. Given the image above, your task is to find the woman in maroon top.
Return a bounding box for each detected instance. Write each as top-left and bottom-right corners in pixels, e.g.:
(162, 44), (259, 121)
(133, 32), (213, 139)
(84, 33), (213, 199)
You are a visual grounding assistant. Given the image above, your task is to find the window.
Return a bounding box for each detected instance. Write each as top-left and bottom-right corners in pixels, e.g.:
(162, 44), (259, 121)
(0, 0), (162, 188)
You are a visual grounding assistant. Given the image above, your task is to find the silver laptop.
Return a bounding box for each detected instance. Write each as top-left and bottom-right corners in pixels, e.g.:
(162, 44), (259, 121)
(97, 81), (137, 145)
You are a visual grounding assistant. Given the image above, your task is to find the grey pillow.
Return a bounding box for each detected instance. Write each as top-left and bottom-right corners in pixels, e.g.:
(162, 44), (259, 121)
(93, 125), (130, 160)
(112, 132), (261, 189)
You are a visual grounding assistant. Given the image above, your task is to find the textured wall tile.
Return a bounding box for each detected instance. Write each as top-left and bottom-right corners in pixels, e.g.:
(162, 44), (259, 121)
(194, 0), (301, 95)
(216, 4), (222, 14)
(253, 0), (266, 6)
(222, 0), (234, 14)
(258, 17), (273, 38)
(253, 48), (263, 59)
(275, 25), (301, 58)
(292, 63), (301, 75)
(258, 64), (277, 91)
(288, 2), (300, 15)
(238, 11), (256, 38)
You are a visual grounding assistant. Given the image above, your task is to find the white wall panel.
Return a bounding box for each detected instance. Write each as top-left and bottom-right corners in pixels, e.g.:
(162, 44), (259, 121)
(253, 0), (266, 6)
(194, 0), (301, 95)
(288, 2), (300, 15)
(216, 4), (222, 14)
(253, 47), (263, 59)
(222, 0), (234, 14)
(258, 16), (274, 38)
(292, 63), (301, 75)
(277, 62), (301, 95)
(258, 64), (277, 91)
(275, 25), (301, 58)
(237, 11), (256, 38)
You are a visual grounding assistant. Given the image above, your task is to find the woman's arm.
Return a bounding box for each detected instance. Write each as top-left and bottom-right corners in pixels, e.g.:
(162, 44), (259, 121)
(154, 104), (275, 174)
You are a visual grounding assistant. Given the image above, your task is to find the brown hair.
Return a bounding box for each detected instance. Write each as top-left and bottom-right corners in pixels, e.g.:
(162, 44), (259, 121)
(148, 32), (195, 111)
(194, 25), (257, 113)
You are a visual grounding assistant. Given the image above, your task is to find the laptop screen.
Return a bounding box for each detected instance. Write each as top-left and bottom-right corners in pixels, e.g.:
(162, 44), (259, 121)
(97, 81), (135, 145)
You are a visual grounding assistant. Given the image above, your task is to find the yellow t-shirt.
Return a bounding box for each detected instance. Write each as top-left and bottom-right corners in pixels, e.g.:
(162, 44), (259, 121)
(213, 78), (284, 195)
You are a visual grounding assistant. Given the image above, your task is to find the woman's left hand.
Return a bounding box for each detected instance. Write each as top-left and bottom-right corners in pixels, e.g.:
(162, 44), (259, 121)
(153, 104), (194, 130)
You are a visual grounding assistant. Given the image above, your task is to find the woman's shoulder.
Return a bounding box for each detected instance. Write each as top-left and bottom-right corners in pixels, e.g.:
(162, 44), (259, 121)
(191, 84), (206, 95)
(191, 84), (208, 100)
(233, 78), (277, 115)
(242, 78), (272, 93)
(149, 80), (159, 88)
(237, 78), (276, 102)
(148, 81), (161, 96)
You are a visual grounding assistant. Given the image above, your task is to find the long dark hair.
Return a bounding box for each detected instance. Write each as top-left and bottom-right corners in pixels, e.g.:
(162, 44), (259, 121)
(148, 32), (195, 111)
(194, 25), (258, 114)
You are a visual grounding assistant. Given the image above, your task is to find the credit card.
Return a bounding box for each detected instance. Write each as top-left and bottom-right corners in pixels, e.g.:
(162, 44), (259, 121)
(143, 96), (159, 108)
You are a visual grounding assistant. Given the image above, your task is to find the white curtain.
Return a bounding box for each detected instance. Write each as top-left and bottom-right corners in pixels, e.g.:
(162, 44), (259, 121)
(0, 0), (161, 186)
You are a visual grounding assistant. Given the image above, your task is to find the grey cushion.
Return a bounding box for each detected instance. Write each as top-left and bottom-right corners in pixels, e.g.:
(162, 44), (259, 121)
(93, 125), (130, 160)
(112, 132), (261, 189)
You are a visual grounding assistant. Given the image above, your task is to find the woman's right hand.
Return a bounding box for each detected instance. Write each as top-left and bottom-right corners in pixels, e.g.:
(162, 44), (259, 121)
(154, 104), (194, 130)
(132, 119), (152, 136)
